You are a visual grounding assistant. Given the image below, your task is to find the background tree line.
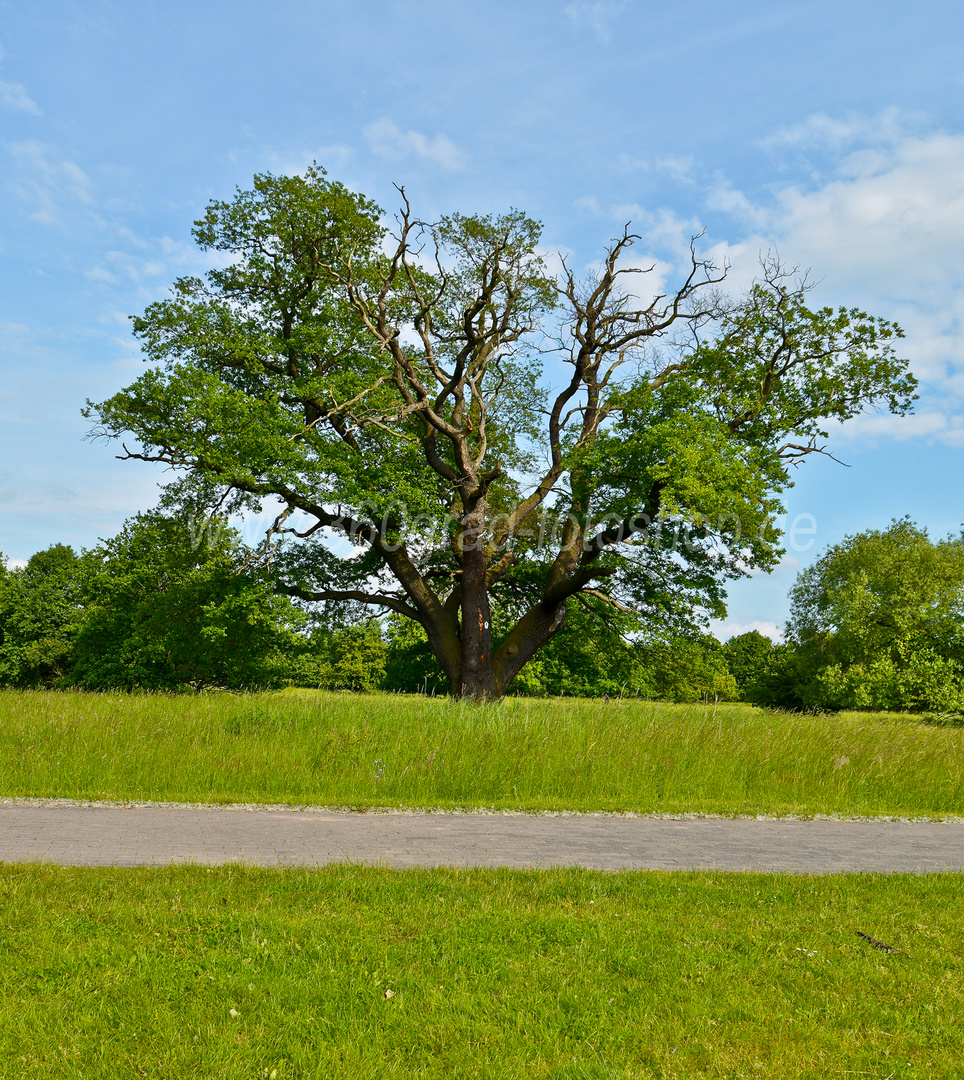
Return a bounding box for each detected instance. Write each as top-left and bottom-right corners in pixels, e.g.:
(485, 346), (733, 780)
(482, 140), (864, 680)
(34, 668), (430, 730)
(2, 514), (962, 712)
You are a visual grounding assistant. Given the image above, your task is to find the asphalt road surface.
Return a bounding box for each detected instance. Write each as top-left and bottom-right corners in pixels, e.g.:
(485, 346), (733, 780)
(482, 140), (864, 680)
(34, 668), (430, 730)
(2, 802), (964, 872)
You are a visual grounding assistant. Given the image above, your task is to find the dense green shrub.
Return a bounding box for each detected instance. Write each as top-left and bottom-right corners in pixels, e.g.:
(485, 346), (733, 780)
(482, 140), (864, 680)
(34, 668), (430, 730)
(69, 512), (300, 690)
(634, 633), (737, 703)
(292, 624), (388, 691)
(786, 519), (964, 712)
(0, 545), (90, 687)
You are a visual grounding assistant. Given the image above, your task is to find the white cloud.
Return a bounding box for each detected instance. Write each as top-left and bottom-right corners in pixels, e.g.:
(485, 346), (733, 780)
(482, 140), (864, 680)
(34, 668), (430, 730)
(704, 176), (769, 231)
(572, 197), (708, 263)
(534, 244), (574, 280)
(641, 207), (706, 258)
(761, 107), (916, 151)
(574, 194), (603, 215)
(603, 254), (674, 311)
(97, 309), (132, 326)
(364, 119), (467, 172)
(262, 144), (354, 176)
(564, 1), (629, 43)
(610, 201), (646, 224)
(97, 235), (208, 288)
(7, 140), (91, 224)
(0, 79), (40, 115)
(616, 153), (649, 172)
(0, 42), (41, 115)
(832, 411), (964, 446)
(614, 155), (694, 182)
(655, 155), (695, 184)
(0, 321), (29, 346)
(704, 119), (964, 307)
(698, 116), (964, 445)
(85, 266), (117, 283)
(43, 483), (77, 503)
(765, 133), (964, 405)
(772, 132), (964, 294)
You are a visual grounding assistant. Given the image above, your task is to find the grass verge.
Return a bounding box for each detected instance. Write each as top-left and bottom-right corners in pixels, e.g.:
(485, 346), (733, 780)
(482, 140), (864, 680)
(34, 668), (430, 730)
(2, 689), (964, 817)
(2, 864), (960, 1079)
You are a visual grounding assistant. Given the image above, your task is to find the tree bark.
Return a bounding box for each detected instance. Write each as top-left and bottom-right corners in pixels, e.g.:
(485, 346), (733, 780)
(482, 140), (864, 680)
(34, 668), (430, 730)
(492, 598), (568, 697)
(455, 499), (495, 700)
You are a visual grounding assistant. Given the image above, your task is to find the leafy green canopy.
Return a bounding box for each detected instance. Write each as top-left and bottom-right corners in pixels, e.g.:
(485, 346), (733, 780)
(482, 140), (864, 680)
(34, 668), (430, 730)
(0, 545), (88, 687)
(85, 167), (917, 697)
(787, 519), (964, 712)
(72, 512), (300, 690)
(0, 516), (304, 692)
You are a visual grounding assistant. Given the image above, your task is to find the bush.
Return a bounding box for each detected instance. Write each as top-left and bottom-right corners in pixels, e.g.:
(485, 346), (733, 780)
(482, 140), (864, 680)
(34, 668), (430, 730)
(787, 519), (964, 712)
(292, 624), (388, 691)
(0, 545), (89, 687)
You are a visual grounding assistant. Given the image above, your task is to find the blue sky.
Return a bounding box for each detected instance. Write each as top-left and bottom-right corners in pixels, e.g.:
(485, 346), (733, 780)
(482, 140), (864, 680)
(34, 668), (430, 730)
(1, 0), (963, 638)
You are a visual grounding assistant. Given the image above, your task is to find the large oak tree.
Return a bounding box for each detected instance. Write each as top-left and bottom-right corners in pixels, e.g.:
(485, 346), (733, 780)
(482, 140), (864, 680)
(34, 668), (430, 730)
(87, 168), (916, 699)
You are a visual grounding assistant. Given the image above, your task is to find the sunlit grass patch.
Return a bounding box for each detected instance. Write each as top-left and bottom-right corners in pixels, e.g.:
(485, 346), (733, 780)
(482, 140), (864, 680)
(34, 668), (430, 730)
(1, 864), (961, 1078)
(2, 688), (964, 817)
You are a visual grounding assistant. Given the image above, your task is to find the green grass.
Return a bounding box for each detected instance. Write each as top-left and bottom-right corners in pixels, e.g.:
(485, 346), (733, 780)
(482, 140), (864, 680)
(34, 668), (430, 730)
(2, 863), (961, 1078)
(2, 688), (964, 817)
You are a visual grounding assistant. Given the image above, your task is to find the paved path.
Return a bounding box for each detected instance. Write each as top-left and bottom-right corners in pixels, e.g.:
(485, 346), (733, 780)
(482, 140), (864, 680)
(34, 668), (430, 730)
(2, 803), (964, 872)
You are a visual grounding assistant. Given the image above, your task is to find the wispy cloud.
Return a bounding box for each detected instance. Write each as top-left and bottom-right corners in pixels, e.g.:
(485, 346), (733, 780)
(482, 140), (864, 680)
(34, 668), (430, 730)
(615, 155), (694, 181)
(704, 175), (770, 230)
(574, 194), (602, 215)
(699, 116), (964, 437)
(0, 321), (30, 347)
(655, 155), (695, 184)
(261, 144), (354, 176)
(564, 1), (630, 43)
(720, 116), (964, 294)
(8, 140), (91, 224)
(364, 119), (468, 171)
(0, 79), (40, 115)
(579, 114), (964, 452)
(832, 411), (964, 447)
(0, 42), (41, 115)
(574, 196), (709, 268)
(761, 106), (922, 151)
(78, 232), (213, 302)
(43, 482), (78, 503)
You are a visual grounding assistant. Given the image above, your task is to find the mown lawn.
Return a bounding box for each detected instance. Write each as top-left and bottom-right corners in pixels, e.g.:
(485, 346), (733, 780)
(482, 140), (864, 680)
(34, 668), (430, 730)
(2, 864), (961, 1079)
(1, 688), (963, 817)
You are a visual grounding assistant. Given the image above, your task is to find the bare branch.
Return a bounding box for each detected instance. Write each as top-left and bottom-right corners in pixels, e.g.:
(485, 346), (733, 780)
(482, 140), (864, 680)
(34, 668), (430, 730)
(280, 584), (419, 620)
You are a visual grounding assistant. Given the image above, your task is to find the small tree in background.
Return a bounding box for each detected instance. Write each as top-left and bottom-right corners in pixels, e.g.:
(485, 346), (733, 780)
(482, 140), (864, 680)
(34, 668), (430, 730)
(787, 518), (964, 712)
(71, 512), (299, 690)
(634, 633), (737, 703)
(0, 544), (89, 687)
(292, 623), (387, 691)
(502, 595), (641, 697)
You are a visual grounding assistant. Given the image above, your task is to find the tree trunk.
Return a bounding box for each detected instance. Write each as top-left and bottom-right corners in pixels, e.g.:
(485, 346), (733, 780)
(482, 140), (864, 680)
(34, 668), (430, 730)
(457, 500), (496, 700)
(417, 497), (575, 701)
(423, 598), (569, 702)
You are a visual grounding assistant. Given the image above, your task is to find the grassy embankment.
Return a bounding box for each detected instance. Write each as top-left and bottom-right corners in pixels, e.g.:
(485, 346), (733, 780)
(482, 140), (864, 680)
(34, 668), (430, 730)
(1, 688), (963, 817)
(4, 690), (964, 1076)
(4, 863), (963, 1079)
